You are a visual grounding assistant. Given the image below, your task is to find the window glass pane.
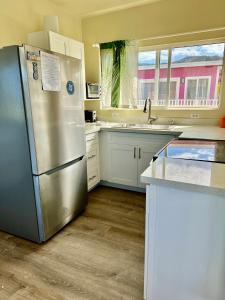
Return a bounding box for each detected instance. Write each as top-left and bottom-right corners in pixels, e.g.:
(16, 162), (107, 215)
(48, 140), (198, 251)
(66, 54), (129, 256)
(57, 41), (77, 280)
(138, 51), (156, 105)
(138, 82), (154, 105)
(158, 81), (167, 100)
(170, 81), (177, 99)
(197, 78), (209, 99)
(171, 43), (224, 107)
(158, 50), (169, 105)
(186, 79), (197, 99)
(160, 50), (169, 64)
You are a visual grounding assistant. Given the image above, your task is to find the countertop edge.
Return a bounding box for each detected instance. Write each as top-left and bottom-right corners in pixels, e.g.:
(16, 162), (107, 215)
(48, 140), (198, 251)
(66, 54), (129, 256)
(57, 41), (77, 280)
(141, 165), (225, 196)
(85, 124), (225, 140)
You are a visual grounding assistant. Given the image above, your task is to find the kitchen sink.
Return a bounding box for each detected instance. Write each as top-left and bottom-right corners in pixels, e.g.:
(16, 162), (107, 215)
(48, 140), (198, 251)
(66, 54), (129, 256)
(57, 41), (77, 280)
(112, 123), (175, 130)
(127, 124), (174, 130)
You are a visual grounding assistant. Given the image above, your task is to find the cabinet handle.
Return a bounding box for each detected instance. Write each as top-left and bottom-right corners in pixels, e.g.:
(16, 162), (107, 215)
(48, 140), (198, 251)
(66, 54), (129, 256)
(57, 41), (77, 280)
(88, 154), (96, 160)
(134, 147), (136, 159)
(87, 138), (96, 142)
(139, 148), (141, 159)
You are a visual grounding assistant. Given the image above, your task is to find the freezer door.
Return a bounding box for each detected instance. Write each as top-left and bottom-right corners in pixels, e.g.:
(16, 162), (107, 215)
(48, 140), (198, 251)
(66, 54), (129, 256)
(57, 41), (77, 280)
(20, 45), (86, 175)
(36, 156), (88, 241)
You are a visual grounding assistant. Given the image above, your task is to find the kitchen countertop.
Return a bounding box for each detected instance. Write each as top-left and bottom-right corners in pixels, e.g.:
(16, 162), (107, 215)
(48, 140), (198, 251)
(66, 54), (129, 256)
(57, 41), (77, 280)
(85, 123), (101, 135)
(85, 122), (225, 140)
(141, 157), (225, 195)
(85, 121), (225, 192)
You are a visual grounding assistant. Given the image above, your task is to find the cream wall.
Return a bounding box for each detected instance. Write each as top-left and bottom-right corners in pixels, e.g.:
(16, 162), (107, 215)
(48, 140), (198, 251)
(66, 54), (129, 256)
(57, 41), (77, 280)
(0, 0), (82, 47)
(82, 0), (225, 125)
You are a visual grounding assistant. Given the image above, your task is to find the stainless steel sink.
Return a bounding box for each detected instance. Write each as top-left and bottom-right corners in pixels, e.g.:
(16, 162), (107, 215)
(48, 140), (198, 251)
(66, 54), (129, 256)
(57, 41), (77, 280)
(112, 123), (175, 130)
(127, 124), (173, 130)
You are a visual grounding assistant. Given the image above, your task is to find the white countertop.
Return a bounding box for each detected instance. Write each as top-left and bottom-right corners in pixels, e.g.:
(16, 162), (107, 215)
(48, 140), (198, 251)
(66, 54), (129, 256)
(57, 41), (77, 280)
(85, 123), (101, 135)
(141, 157), (225, 195)
(85, 121), (225, 193)
(85, 122), (225, 140)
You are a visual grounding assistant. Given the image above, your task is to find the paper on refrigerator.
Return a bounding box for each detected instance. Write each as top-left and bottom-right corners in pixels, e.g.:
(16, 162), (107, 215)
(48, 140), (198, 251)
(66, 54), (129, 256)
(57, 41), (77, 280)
(41, 51), (61, 92)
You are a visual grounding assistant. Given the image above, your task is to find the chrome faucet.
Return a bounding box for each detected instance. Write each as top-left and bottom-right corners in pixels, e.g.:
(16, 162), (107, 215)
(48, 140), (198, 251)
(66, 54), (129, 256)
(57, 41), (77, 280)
(143, 97), (158, 124)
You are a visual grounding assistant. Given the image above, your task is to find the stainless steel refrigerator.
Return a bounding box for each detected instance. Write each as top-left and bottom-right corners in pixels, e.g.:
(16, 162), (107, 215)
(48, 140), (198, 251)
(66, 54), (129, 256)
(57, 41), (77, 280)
(0, 45), (88, 243)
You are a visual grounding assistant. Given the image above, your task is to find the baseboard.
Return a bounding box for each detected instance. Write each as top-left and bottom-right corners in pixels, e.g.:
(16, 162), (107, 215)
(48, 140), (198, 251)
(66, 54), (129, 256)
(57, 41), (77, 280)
(100, 180), (146, 193)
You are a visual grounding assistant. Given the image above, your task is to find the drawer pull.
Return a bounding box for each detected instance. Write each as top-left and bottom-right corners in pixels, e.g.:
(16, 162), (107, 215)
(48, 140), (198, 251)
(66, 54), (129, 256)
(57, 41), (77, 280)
(88, 175), (97, 181)
(87, 138), (96, 142)
(88, 154), (96, 160)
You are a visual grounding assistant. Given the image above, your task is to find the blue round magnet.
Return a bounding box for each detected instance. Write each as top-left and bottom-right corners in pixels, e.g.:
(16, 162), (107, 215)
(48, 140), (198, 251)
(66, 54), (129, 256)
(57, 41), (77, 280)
(66, 81), (75, 95)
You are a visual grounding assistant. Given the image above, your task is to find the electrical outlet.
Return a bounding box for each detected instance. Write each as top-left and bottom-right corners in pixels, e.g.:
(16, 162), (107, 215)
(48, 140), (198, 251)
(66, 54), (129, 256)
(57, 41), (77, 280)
(190, 113), (200, 119)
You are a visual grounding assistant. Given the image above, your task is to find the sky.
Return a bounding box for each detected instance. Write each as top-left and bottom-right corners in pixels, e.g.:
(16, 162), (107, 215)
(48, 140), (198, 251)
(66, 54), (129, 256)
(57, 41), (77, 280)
(139, 43), (225, 65)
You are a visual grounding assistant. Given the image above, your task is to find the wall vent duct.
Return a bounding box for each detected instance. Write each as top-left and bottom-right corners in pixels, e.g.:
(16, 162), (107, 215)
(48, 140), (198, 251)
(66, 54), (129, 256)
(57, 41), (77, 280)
(43, 16), (59, 33)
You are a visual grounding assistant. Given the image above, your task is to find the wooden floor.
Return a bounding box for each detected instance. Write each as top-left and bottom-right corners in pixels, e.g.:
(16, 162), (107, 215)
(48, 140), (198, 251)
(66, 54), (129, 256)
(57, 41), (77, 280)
(0, 186), (145, 300)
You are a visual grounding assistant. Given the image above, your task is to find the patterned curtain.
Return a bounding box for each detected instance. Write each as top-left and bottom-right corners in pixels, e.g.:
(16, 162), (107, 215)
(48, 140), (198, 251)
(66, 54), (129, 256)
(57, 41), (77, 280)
(100, 40), (138, 108)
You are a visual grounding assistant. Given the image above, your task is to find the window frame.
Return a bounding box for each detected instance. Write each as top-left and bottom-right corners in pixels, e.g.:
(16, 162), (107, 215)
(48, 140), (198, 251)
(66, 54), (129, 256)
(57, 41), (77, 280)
(138, 38), (225, 111)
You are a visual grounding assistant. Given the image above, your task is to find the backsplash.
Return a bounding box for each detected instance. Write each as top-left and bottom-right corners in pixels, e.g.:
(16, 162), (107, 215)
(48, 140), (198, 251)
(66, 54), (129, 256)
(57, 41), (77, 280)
(84, 100), (220, 126)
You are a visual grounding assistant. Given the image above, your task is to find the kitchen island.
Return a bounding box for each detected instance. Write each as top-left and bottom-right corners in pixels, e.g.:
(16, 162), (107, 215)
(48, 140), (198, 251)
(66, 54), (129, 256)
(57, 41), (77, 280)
(141, 150), (225, 300)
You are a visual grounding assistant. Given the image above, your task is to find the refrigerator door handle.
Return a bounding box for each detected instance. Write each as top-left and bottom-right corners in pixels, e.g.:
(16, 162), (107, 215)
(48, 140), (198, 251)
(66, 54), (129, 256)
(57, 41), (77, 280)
(45, 156), (85, 176)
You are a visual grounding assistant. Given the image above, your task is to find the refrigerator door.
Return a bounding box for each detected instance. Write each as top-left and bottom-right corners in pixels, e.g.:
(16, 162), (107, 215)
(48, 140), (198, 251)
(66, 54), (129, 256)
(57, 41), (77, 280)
(0, 46), (40, 242)
(19, 45), (86, 175)
(35, 156), (88, 241)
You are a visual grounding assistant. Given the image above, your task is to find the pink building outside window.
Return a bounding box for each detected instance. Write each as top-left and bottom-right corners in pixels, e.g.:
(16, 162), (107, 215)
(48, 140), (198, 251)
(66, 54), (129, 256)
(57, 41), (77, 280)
(138, 43), (225, 108)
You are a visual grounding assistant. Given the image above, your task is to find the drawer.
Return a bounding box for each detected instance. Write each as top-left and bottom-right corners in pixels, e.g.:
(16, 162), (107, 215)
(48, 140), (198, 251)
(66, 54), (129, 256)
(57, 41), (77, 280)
(87, 167), (99, 190)
(86, 132), (98, 142)
(86, 133), (98, 153)
(87, 151), (98, 171)
(87, 147), (100, 191)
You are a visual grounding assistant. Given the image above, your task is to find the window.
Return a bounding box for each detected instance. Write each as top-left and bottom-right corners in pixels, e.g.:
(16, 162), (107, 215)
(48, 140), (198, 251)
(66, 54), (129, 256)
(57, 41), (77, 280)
(138, 42), (225, 108)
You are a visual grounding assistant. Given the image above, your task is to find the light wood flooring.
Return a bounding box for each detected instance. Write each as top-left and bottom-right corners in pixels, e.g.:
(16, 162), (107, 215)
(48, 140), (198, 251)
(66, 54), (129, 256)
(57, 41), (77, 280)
(0, 186), (145, 300)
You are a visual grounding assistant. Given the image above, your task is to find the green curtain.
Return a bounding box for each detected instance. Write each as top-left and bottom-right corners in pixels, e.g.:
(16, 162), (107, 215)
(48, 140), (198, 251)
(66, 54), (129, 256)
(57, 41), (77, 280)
(100, 40), (127, 108)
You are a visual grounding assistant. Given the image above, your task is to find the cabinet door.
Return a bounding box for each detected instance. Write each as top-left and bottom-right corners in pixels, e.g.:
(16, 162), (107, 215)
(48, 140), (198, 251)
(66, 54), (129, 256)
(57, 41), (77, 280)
(49, 31), (67, 55)
(137, 145), (156, 188)
(67, 39), (85, 99)
(108, 143), (138, 187)
(68, 39), (83, 59)
(138, 136), (173, 188)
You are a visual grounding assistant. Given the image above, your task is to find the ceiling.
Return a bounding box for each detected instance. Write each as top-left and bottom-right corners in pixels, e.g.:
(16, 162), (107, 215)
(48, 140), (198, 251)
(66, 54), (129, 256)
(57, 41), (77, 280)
(50, 0), (161, 18)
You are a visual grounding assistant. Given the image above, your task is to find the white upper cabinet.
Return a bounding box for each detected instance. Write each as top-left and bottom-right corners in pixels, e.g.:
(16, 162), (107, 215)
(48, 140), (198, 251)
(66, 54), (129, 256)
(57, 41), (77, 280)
(68, 38), (82, 60)
(48, 31), (68, 55)
(27, 31), (86, 98)
(28, 31), (84, 60)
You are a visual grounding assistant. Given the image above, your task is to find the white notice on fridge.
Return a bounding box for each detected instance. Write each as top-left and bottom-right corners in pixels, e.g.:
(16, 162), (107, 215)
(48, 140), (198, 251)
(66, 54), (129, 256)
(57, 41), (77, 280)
(41, 51), (61, 92)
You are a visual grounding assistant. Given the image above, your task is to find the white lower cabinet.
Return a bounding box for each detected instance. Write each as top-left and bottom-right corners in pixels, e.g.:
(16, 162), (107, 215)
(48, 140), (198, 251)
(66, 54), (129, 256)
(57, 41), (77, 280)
(100, 131), (175, 189)
(137, 145), (156, 188)
(86, 132), (100, 191)
(108, 144), (137, 186)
